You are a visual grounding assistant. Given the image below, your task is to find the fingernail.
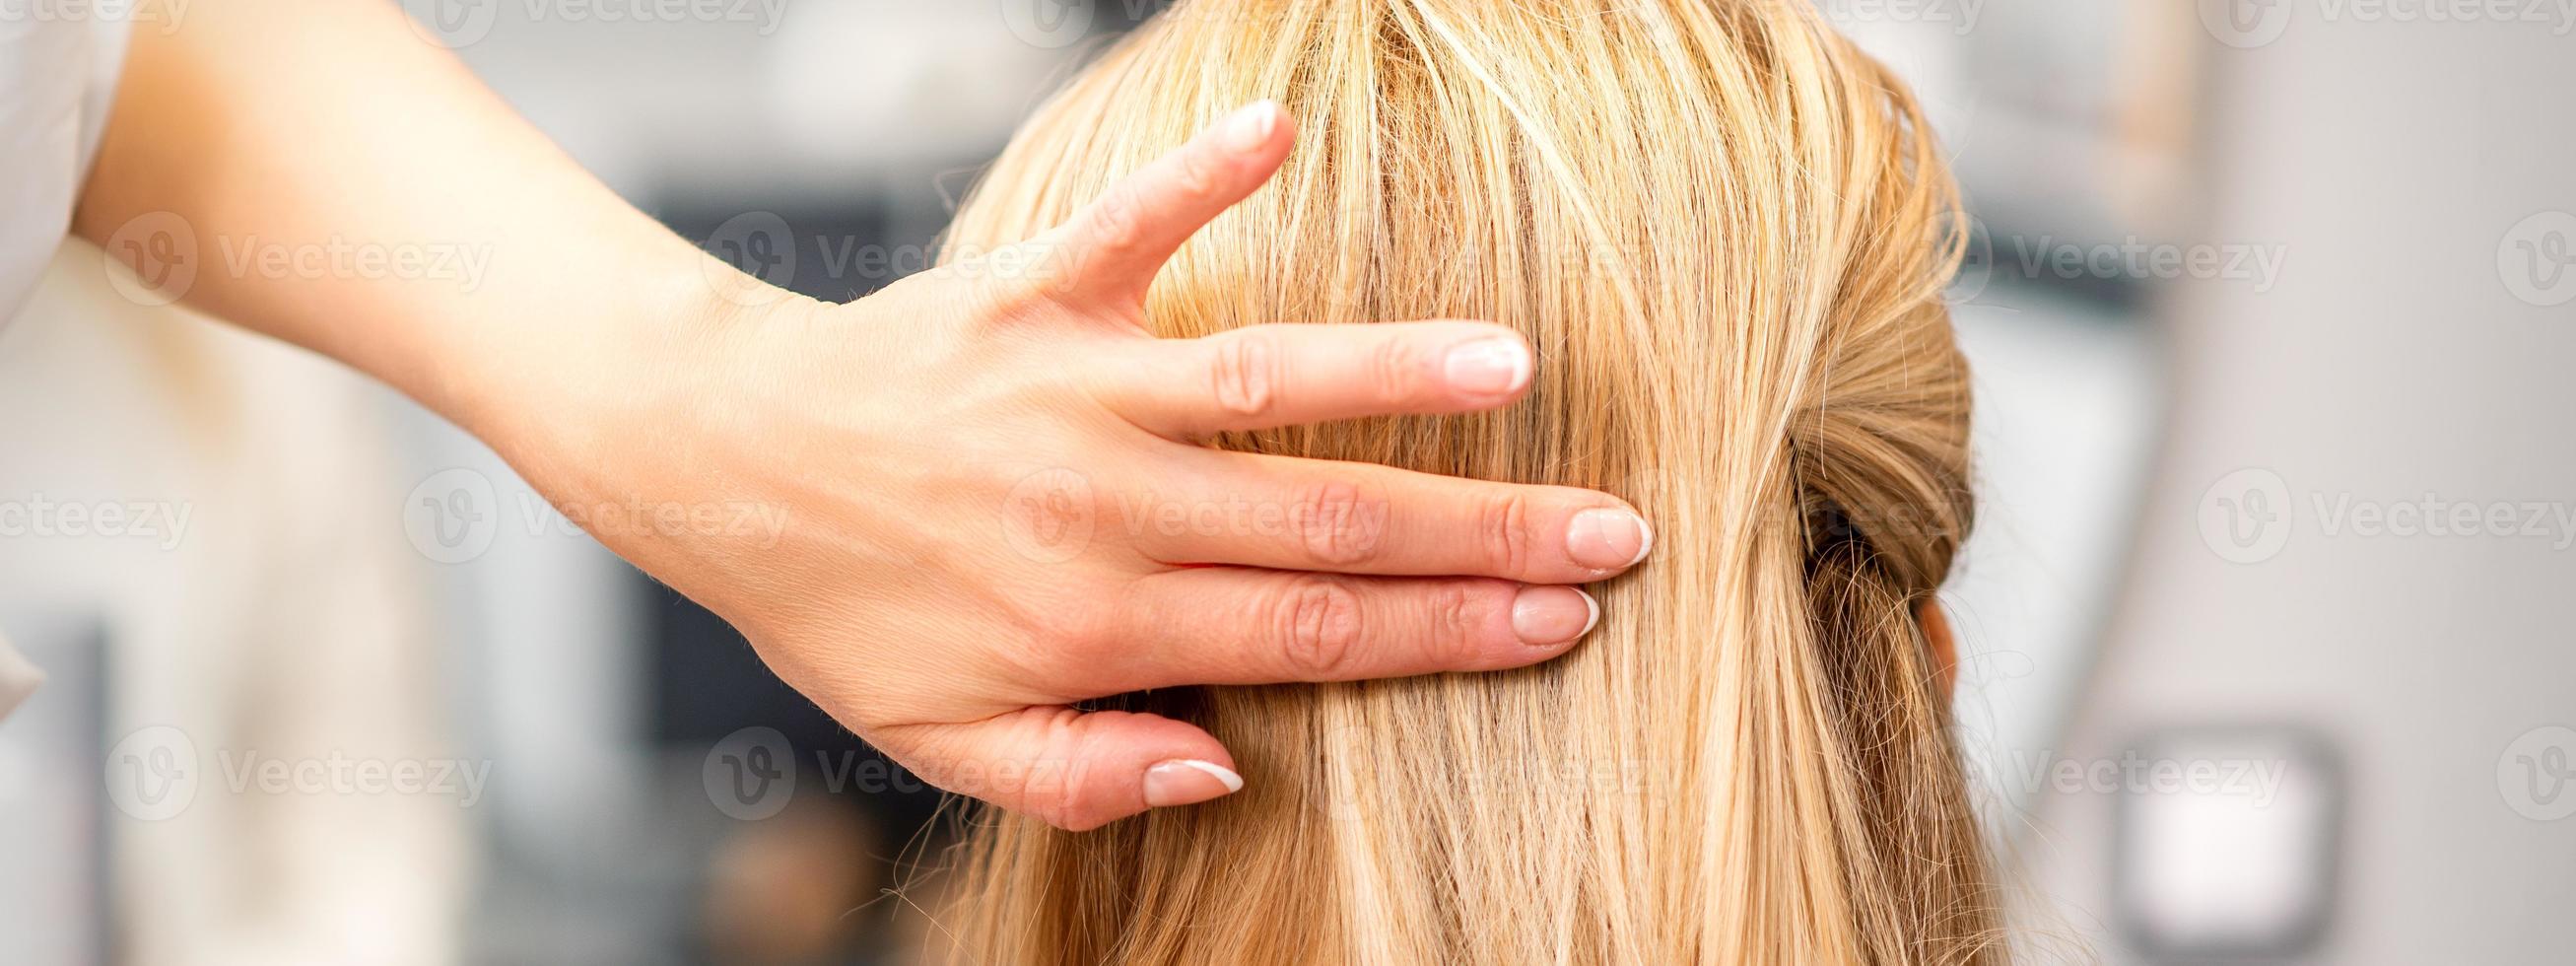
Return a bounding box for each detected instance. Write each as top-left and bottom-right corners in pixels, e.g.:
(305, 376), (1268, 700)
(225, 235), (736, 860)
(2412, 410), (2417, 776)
(1443, 337), (1532, 397)
(1566, 508), (1653, 572)
(1223, 102), (1280, 154)
(1144, 759), (1244, 808)
(1511, 586), (1597, 646)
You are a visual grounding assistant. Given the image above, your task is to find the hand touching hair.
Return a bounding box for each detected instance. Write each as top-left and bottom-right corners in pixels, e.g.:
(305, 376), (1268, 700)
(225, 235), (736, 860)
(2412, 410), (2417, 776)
(935, 1), (1998, 962)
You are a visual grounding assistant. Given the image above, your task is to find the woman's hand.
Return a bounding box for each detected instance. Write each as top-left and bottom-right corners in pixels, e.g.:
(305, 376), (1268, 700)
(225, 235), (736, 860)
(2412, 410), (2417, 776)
(518, 103), (1652, 829)
(76, 0), (1646, 830)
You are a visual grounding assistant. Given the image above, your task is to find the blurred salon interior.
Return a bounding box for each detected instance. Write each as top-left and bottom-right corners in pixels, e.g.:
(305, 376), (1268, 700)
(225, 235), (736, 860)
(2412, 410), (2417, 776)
(2, 1), (2571, 962)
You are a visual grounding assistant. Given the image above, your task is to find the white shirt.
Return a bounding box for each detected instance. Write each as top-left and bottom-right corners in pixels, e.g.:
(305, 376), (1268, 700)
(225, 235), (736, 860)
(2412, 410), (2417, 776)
(0, 12), (127, 718)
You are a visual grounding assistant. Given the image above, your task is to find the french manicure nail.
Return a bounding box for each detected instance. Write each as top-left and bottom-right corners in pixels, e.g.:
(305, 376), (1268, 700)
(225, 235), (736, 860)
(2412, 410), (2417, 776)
(1443, 337), (1532, 396)
(1223, 102), (1280, 153)
(1566, 508), (1653, 571)
(1511, 586), (1598, 646)
(1144, 759), (1244, 808)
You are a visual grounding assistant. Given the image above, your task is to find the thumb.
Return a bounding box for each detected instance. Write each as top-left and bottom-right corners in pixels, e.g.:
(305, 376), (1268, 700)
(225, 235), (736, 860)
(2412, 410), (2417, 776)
(881, 707), (1243, 831)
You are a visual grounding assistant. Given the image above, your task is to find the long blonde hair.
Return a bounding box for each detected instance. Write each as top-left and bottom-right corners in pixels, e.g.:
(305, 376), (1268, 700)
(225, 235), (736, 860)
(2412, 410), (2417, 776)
(937, 1), (1997, 961)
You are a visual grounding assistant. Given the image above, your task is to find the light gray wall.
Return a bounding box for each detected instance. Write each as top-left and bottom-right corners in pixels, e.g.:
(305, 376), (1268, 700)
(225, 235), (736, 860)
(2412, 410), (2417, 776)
(2023, 9), (2576, 962)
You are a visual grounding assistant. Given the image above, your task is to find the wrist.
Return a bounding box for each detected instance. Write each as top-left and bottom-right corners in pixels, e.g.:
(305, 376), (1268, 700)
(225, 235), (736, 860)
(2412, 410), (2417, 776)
(441, 239), (819, 488)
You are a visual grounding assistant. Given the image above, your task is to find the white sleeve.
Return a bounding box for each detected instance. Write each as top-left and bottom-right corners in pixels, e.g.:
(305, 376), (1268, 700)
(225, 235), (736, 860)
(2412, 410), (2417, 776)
(0, 12), (131, 329)
(0, 13), (128, 718)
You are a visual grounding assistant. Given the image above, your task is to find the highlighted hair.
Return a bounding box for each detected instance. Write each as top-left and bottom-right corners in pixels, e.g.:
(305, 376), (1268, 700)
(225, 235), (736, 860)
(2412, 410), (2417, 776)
(940, 0), (1998, 961)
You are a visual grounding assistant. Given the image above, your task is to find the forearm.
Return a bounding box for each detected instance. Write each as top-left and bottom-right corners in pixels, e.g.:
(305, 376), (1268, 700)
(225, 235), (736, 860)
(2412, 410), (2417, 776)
(72, 0), (741, 438)
(62, 16), (1656, 830)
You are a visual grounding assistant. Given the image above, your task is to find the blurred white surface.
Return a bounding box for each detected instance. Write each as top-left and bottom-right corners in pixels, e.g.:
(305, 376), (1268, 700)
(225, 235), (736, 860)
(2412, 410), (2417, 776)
(0, 248), (468, 965)
(1946, 285), (2161, 830)
(2021, 11), (2576, 964)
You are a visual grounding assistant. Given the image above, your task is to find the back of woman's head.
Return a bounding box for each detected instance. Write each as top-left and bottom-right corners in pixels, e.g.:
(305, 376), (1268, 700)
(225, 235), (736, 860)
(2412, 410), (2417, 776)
(939, 1), (1995, 962)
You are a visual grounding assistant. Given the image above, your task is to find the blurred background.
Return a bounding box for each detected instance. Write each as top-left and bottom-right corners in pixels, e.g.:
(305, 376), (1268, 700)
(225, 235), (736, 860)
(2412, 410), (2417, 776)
(1, 0), (2570, 962)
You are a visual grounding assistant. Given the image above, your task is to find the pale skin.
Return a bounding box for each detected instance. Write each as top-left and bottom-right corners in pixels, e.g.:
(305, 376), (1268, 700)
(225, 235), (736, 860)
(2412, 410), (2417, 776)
(73, 0), (1653, 830)
(1922, 600), (1958, 699)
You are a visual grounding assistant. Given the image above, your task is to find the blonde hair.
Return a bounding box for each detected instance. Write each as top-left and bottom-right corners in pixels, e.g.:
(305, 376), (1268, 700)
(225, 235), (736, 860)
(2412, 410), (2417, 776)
(936, 0), (1997, 962)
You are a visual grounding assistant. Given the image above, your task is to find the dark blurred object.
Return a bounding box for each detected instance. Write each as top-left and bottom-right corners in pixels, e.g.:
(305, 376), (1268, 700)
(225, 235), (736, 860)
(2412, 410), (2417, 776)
(698, 797), (885, 966)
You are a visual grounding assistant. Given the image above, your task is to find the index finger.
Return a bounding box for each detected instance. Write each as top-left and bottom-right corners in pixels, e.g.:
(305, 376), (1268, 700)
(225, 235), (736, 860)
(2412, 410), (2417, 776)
(1038, 101), (1295, 311)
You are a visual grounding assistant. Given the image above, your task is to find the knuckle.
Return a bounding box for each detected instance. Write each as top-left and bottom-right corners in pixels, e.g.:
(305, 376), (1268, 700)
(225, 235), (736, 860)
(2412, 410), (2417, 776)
(1294, 480), (1388, 566)
(1089, 185), (1148, 254)
(1477, 491), (1537, 576)
(1368, 335), (1428, 405)
(1042, 765), (1108, 830)
(924, 251), (1048, 325)
(990, 242), (1072, 303)
(1036, 599), (1126, 686)
(977, 271), (1052, 322)
(1272, 578), (1366, 679)
(1172, 144), (1224, 204)
(1427, 583), (1488, 667)
(1023, 709), (1100, 830)
(1035, 618), (1105, 673)
(1210, 332), (1282, 419)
